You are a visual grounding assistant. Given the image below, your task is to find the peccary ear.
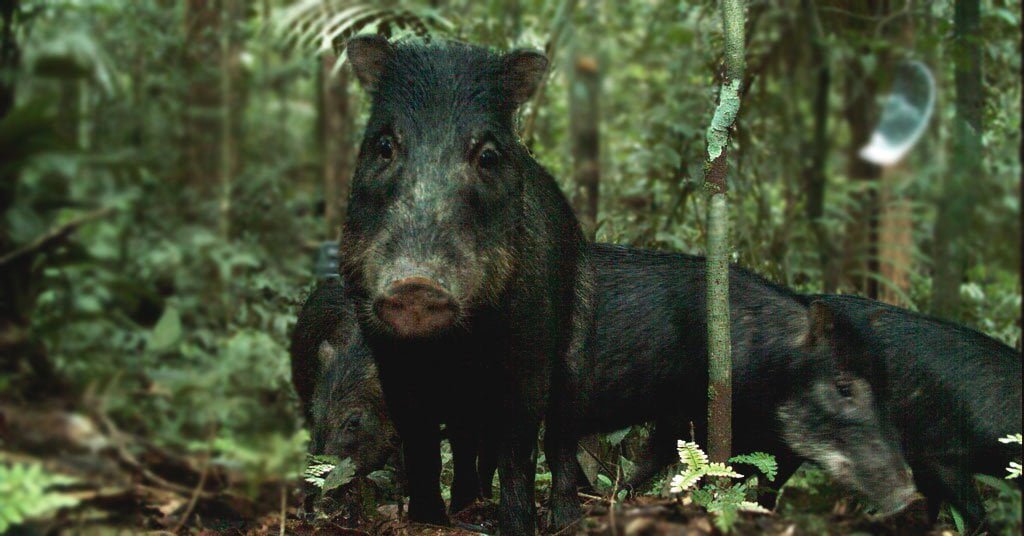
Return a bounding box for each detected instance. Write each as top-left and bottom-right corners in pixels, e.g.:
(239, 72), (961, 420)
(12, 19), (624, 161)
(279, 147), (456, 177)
(502, 49), (548, 106)
(806, 300), (835, 349)
(346, 34), (393, 93)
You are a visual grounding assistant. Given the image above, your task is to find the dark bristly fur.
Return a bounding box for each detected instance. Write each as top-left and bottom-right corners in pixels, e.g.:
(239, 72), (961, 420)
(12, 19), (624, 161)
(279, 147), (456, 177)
(340, 36), (594, 535)
(540, 244), (914, 529)
(292, 244), (917, 533)
(814, 294), (1023, 533)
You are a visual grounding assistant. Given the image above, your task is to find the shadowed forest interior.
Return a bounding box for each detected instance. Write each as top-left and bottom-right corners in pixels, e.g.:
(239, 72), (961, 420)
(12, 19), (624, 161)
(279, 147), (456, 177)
(0, 1), (1021, 535)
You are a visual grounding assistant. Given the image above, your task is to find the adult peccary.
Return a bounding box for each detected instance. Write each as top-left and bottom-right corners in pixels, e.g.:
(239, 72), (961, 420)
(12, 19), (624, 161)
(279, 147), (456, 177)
(540, 244), (915, 530)
(339, 35), (594, 535)
(813, 294), (1023, 534)
(292, 246), (916, 533)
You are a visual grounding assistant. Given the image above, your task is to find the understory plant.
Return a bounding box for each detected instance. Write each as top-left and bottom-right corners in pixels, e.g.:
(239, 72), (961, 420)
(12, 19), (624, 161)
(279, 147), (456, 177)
(670, 440), (778, 532)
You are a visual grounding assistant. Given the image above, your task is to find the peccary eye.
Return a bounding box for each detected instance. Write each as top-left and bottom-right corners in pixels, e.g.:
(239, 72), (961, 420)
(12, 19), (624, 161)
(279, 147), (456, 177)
(836, 380), (854, 398)
(345, 413), (362, 429)
(377, 135), (395, 160)
(478, 147), (500, 169)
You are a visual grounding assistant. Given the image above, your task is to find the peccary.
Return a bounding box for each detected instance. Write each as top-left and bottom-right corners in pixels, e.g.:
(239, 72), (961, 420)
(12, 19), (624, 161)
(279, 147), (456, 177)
(340, 36), (594, 534)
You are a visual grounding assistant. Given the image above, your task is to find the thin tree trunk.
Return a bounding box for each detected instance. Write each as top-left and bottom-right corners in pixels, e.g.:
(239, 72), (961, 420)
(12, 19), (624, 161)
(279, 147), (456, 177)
(320, 58), (354, 241)
(877, 166), (913, 306)
(932, 0), (981, 319)
(827, 0), (886, 297)
(877, 13), (917, 307)
(181, 0), (222, 191)
(569, 46), (600, 241)
(520, 0), (578, 146)
(704, 0), (745, 465)
(0, 0), (17, 120)
(801, 0), (835, 292)
(0, 0), (65, 394)
(219, 0), (234, 239)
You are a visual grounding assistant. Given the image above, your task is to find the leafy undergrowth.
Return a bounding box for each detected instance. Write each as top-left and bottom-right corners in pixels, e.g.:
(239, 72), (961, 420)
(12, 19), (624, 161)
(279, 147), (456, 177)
(0, 404), (985, 535)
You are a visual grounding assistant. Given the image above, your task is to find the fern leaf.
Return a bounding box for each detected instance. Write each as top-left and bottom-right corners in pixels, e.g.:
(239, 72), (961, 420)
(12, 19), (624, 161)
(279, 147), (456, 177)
(738, 501), (772, 514)
(670, 470), (704, 493)
(998, 433), (1023, 445)
(729, 452), (778, 481)
(677, 440), (709, 469)
(704, 462), (743, 479)
(1007, 461), (1022, 480)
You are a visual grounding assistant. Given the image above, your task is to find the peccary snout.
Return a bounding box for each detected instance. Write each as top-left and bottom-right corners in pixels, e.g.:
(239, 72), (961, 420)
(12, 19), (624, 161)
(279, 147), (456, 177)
(374, 277), (458, 337)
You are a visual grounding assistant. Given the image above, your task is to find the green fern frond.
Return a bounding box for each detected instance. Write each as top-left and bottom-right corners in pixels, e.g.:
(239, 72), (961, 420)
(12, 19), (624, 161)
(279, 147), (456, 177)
(0, 462), (80, 533)
(998, 433), (1022, 445)
(670, 470), (704, 493)
(1007, 461), (1021, 480)
(704, 462), (743, 479)
(677, 440), (709, 469)
(729, 452), (778, 481)
(738, 500), (772, 513)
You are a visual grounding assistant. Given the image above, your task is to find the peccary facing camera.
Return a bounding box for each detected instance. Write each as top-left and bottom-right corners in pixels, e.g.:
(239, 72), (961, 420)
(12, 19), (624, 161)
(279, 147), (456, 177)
(339, 36), (594, 535)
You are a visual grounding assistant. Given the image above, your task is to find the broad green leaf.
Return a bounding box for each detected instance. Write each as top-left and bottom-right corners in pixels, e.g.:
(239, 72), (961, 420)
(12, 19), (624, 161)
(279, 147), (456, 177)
(148, 306), (182, 352)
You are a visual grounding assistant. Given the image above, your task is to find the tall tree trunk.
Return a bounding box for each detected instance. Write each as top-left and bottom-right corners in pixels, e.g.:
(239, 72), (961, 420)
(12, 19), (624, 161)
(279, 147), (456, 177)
(877, 168), (913, 306)
(828, 0), (888, 298)
(320, 58), (354, 241)
(0, 0), (64, 394)
(218, 0), (233, 238)
(520, 0), (578, 146)
(932, 0), (981, 319)
(875, 7), (916, 307)
(0, 0), (22, 379)
(0, 0), (16, 120)
(801, 0), (835, 292)
(569, 44), (600, 241)
(181, 0), (222, 192)
(704, 0), (745, 464)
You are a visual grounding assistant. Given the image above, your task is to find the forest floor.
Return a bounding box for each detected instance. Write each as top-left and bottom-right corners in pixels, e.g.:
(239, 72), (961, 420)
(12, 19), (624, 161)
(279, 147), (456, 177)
(2, 402), (957, 535)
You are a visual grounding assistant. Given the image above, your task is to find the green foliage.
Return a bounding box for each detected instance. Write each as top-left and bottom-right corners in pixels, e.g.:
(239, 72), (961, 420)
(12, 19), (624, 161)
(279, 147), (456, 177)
(304, 454), (357, 493)
(271, 0), (453, 74)
(1000, 433), (1022, 480)
(669, 441), (773, 532)
(728, 452), (778, 482)
(605, 426), (632, 446)
(0, 460), (79, 533)
(976, 474), (1023, 536)
(2, 2), (1020, 532)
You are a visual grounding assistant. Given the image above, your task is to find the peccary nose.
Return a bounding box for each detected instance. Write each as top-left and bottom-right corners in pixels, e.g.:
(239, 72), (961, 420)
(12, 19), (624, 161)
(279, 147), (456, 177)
(375, 277), (457, 338)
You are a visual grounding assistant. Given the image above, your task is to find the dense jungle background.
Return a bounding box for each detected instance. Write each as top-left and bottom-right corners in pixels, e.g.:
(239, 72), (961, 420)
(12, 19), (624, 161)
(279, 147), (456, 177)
(0, 0), (1020, 534)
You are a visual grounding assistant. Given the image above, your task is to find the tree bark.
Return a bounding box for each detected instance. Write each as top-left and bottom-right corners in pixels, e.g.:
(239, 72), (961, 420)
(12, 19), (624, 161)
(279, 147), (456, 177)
(520, 0), (578, 146)
(181, 0), (222, 191)
(0, 0), (17, 120)
(320, 57), (354, 240)
(704, 0), (745, 464)
(932, 0), (981, 319)
(569, 47), (600, 241)
(877, 166), (913, 306)
(875, 5), (917, 307)
(0, 0), (66, 395)
(827, 0), (886, 298)
(800, 0), (835, 292)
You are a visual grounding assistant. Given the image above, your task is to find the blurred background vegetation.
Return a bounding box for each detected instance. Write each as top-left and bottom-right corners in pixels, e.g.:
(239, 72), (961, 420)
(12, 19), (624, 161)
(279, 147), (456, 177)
(0, 0), (1020, 532)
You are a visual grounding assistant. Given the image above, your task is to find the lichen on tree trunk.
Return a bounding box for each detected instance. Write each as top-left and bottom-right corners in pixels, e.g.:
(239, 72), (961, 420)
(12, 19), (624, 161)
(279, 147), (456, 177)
(704, 0), (745, 465)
